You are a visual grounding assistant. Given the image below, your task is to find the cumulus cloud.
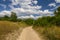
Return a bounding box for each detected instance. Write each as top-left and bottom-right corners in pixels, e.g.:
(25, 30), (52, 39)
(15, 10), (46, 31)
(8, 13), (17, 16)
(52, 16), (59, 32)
(10, 0), (52, 14)
(11, 0), (32, 5)
(32, 1), (38, 4)
(0, 0), (53, 19)
(48, 3), (56, 7)
(50, 5), (60, 10)
(0, 10), (11, 17)
(18, 15), (42, 19)
(55, 0), (60, 3)
(0, 9), (53, 19)
(11, 8), (53, 18)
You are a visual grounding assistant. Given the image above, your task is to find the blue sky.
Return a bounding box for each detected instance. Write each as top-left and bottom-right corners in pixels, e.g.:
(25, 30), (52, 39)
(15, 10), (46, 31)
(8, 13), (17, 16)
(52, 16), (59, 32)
(0, 0), (60, 18)
(37, 0), (60, 11)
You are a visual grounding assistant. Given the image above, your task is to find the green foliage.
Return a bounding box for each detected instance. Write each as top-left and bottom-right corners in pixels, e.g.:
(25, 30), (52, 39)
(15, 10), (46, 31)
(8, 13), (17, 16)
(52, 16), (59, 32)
(57, 7), (60, 11)
(55, 16), (60, 26)
(3, 15), (10, 20)
(33, 26), (60, 40)
(0, 12), (17, 22)
(23, 18), (34, 25)
(33, 17), (46, 27)
(54, 7), (60, 26)
(10, 12), (17, 22)
(17, 19), (22, 22)
(0, 15), (10, 21)
(54, 7), (60, 16)
(33, 16), (56, 27)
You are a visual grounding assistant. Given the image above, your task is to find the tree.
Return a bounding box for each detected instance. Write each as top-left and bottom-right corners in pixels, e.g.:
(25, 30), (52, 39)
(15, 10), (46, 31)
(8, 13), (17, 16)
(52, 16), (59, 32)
(57, 7), (60, 11)
(10, 12), (17, 22)
(3, 15), (9, 20)
(54, 6), (60, 26)
(17, 19), (22, 22)
(33, 17), (50, 27)
(54, 7), (60, 16)
(24, 18), (34, 25)
(56, 16), (60, 26)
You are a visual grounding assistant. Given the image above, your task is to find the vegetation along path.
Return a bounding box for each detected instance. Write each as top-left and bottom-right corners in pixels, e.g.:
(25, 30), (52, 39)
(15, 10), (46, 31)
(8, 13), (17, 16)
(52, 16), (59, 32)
(17, 26), (43, 40)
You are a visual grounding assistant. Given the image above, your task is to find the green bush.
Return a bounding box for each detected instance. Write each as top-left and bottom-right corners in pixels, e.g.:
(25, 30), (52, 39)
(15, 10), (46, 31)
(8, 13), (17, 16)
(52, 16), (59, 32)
(55, 16), (60, 26)
(33, 16), (55, 27)
(33, 26), (60, 40)
(23, 18), (34, 25)
(10, 12), (17, 22)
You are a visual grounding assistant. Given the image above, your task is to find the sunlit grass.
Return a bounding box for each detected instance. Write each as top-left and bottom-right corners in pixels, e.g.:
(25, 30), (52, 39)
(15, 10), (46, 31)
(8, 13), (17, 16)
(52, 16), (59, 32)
(0, 21), (28, 40)
(33, 26), (60, 40)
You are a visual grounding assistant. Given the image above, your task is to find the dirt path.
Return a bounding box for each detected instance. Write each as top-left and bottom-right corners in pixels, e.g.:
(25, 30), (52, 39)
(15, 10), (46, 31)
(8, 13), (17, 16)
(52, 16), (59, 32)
(17, 26), (42, 40)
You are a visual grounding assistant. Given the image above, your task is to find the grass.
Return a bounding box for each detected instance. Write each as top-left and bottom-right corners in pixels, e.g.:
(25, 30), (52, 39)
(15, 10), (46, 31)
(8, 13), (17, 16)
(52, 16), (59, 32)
(33, 26), (60, 40)
(0, 21), (60, 40)
(0, 21), (28, 40)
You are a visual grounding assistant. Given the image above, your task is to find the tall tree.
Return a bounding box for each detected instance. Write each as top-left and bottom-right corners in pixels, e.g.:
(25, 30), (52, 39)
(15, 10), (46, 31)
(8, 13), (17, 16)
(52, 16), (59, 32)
(54, 7), (60, 16)
(54, 6), (60, 26)
(10, 12), (17, 22)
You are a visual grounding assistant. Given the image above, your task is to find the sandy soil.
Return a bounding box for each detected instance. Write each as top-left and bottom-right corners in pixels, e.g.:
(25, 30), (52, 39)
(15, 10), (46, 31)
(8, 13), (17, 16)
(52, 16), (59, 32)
(17, 26), (42, 40)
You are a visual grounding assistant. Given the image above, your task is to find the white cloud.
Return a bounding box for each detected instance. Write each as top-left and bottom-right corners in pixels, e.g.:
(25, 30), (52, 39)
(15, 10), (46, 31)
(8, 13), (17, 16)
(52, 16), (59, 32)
(0, 9), (53, 19)
(11, 8), (53, 18)
(50, 5), (60, 10)
(0, 10), (11, 17)
(18, 15), (42, 19)
(0, 0), (53, 19)
(55, 0), (60, 3)
(11, 0), (32, 5)
(32, 0), (38, 4)
(48, 3), (56, 7)
(11, 8), (52, 14)
(10, 0), (43, 15)
(44, 10), (52, 13)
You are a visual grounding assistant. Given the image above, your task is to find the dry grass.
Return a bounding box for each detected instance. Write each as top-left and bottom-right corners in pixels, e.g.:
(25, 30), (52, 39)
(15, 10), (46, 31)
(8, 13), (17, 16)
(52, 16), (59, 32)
(0, 21), (19, 35)
(0, 21), (28, 40)
(33, 26), (60, 40)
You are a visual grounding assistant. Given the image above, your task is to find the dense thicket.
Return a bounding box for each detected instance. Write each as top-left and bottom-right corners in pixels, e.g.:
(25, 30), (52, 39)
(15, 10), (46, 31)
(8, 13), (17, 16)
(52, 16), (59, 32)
(33, 7), (60, 27)
(23, 18), (34, 25)
(33, 16), (56, 27)
(54, 7), (60, 26)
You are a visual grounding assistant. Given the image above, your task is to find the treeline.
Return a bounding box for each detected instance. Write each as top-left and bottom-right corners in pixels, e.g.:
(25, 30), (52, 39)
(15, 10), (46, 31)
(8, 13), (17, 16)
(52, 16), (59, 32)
(0, 7), (60, 27)
(23, 7), (60, 27)
(0, 12), (17, 22)
(24, 7), (60, 27)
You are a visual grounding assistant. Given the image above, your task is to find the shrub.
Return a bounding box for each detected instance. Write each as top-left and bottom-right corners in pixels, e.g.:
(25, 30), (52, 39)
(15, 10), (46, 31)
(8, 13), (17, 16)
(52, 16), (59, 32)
(33, 26), (60, 40)
(10, 12), (17, 22)
(23, 18), (34, 25)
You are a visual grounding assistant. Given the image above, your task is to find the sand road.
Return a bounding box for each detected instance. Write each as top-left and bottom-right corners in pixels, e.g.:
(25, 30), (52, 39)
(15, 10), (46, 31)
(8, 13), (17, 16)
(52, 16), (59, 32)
(17, 27), (42, 40)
